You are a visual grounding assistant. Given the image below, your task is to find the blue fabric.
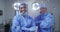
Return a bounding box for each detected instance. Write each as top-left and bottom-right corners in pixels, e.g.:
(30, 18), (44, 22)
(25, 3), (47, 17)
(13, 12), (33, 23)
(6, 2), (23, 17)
(11, 14), (35, 32)
(34, 12), (54, 32)
(40, 3), (47, 8)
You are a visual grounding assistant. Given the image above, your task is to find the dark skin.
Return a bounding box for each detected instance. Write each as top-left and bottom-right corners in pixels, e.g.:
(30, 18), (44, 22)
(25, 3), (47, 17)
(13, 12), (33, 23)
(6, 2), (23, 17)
(40, 8), (47, 13)
(19, 5), (26, 14)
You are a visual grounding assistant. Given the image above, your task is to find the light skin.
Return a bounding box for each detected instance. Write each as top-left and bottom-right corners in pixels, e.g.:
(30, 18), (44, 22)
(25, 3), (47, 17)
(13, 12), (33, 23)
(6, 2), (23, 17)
(40, 7), (47, 13)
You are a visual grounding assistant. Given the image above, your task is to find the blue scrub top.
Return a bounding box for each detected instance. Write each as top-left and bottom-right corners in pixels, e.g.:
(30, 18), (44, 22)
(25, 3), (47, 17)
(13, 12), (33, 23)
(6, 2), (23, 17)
(11, 14), (36, 32)
(34, 12), (54, 32)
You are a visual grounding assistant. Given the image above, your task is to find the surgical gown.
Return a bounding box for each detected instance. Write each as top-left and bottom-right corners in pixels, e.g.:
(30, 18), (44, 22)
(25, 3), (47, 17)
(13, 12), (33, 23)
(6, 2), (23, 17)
(11, 14), (36, 32)
(34, 12), (54, 32)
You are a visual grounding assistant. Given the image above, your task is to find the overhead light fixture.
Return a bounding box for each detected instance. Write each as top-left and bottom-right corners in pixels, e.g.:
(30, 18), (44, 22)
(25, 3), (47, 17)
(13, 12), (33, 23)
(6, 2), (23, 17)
(32, 2), (40, 10)
(13, 2), (20, 10)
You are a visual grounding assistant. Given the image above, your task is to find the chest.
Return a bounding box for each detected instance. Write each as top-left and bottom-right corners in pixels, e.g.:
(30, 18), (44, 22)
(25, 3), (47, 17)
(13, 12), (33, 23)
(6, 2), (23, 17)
(40, 14), (48, 19)
(20, 18), (32, 27)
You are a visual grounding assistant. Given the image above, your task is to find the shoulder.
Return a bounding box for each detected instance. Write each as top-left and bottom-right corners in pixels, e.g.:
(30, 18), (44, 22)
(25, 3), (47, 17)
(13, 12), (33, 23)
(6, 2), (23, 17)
(13, 14), (22, 20)
(35, 14), (41, 20)
(47, 12), (53, 16)
(34, 15), (41, 21)
(46, 12), (54, 18)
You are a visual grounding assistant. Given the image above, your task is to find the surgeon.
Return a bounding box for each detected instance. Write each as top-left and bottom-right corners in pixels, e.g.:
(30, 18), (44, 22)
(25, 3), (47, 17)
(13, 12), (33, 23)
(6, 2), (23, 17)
(34, 3), (54, 32)
(11, 3), (36, 32)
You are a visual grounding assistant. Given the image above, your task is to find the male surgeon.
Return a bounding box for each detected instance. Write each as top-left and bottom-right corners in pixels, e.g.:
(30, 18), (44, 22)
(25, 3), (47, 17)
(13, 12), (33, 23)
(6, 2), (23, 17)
(11, 3), (36, 32)
(34, 3), (54, 32)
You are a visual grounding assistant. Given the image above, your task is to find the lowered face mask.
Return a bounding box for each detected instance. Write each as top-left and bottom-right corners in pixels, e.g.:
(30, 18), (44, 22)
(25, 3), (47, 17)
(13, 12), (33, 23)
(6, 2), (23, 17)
(20, 11), (28, 16)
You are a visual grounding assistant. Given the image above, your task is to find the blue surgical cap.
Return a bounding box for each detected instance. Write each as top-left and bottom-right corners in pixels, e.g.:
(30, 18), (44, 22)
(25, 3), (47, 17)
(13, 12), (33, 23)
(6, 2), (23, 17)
(20, 3), (28, 8)
(40, 3), (47, 8)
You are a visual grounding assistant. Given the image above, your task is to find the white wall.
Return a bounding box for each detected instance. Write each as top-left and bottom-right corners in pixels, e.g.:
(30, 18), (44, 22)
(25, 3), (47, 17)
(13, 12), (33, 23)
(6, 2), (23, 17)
(0, 0), (6, 24)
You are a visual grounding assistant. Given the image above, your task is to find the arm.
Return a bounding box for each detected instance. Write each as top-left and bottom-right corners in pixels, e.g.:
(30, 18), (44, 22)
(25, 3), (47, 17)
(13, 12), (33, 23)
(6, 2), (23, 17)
(11, 16), (22, 32)
(21, 19), (36, 31)
(40, 14), (54, 28)
(28, 20), (36, 31)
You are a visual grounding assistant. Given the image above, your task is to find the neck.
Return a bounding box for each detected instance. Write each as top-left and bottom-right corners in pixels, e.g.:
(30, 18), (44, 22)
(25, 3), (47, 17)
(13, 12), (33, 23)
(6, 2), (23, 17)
(40, 11), (47, 15)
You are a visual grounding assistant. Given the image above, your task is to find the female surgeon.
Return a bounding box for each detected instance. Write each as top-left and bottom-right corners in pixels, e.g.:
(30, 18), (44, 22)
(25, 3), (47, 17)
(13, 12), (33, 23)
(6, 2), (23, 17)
(34, 3), (54, 32)
(11, 3), (36, 32)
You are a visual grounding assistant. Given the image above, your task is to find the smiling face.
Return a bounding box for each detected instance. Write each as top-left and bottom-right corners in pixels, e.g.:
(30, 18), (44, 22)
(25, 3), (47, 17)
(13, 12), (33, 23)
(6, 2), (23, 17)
(19, 5), (27, 14)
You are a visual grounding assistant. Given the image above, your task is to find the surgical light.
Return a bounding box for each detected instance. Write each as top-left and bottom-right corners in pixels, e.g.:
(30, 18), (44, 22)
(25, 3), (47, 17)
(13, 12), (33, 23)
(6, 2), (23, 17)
(32, 3), (40, 10)
(13, 2), (20, 10)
